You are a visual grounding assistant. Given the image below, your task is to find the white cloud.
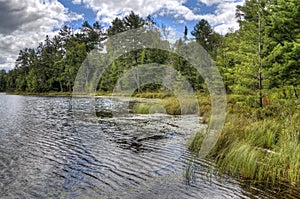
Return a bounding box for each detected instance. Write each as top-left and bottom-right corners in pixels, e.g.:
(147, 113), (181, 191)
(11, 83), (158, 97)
(72, 0), (192, 24)
(198, 0), (237, 6)
(0, 0), (83, 69)
(72, 0), (82, 5)
(199, 2), (244, 34)
(74, 0), (244, 34)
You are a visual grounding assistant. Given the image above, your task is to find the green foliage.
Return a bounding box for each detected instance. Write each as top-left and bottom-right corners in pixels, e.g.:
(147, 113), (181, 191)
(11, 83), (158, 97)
(5, 21), (105, 93)
(191, 19), (222, 58)
(0, 69), (6, 91)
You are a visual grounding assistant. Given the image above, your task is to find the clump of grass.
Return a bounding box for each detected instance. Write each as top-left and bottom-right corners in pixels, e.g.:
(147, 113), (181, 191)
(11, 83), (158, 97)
(163, 97), (199, 115)
(132, 97), (200, 115)
(188, 130), (205, 153)
(161, 97), (181, 115)
(190, 97), (300, 186)
(213, 115), (300, 185)
(217, 140), (263, 179)
(132, 103), (153, 114)
(201, 110), (211, 124)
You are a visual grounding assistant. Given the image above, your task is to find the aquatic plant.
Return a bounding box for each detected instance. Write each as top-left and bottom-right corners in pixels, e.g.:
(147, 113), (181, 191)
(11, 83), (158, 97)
(190, 97), (300, 186)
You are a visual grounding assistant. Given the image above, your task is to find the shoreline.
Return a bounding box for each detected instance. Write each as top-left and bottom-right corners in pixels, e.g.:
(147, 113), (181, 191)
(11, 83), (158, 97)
(4, 91), (300, 188)
(4, 91), (113, 97)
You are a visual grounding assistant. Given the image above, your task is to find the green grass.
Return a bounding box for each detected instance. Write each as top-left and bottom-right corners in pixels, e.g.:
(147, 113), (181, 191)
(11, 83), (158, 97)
(131, 95), (210, 116)
(189, 97), (300, 186)
(188, 130), (205, 153)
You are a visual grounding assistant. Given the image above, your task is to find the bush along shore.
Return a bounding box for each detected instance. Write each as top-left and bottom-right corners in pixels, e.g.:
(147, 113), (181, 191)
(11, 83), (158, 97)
(189, 95), (300, 187)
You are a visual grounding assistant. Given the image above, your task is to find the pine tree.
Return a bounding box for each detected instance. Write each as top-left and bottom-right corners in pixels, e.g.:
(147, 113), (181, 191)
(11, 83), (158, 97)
(191, 19), (222, 58)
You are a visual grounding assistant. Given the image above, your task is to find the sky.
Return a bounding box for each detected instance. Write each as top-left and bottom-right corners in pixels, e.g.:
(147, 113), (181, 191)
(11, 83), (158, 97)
(0, 0), (245, 70)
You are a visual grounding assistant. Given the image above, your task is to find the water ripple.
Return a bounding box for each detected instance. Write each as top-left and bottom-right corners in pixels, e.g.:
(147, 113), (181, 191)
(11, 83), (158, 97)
(0, 95), (298, 198)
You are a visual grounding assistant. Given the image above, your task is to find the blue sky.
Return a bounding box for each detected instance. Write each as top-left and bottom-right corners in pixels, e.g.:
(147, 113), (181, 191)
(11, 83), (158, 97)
(0, 0), (245, 70)
(59, 0), (218, 34)
(60, 0), (242, 34)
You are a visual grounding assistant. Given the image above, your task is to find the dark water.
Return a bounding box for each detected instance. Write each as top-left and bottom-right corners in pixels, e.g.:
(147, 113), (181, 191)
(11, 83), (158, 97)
(0, 94), (299, 198)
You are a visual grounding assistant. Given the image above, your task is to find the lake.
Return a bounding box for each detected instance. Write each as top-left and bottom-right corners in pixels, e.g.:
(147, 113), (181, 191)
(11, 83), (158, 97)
(0, 94), (298, 198)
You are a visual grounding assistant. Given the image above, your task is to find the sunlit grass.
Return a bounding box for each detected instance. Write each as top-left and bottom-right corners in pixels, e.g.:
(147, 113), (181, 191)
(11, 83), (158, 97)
(190, 98), (300, 186)
(131, 91), (300, 186)
(132, 95), (209, 116)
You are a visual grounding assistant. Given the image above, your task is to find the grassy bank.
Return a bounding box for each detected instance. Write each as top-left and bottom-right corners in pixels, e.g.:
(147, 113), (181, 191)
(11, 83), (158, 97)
(6, 90), (169, 98)
(5, 91), (73, 97)
(190, 96), (300, 186)
(6, 91), (114, 97)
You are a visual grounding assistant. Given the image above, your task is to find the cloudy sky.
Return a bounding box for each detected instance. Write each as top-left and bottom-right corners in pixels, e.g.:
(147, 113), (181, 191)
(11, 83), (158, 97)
(0, 0), (245, 70)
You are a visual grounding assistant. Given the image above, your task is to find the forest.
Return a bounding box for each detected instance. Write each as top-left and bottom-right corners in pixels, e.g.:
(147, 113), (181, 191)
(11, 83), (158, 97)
(1, 0), (300, 187)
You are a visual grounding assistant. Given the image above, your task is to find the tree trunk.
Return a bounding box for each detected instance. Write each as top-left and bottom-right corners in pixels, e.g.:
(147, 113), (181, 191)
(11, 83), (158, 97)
(134, 52), (141, 92)
(258, 10), (263, 108)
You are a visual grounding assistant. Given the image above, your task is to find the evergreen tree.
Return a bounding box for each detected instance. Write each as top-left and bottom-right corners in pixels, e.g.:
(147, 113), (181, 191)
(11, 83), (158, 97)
(0, 69), (6, 92)
(224, 0), (270, 107)
(264, 0), (300, 98)
(191, 19), (222, 58)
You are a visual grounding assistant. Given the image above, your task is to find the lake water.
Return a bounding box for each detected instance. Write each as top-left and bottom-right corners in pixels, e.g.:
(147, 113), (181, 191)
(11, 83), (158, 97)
(0, 94), (298, 198)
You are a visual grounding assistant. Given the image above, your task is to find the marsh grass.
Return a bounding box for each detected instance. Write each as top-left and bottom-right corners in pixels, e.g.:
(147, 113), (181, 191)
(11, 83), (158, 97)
(132, 103), (155, 114)
(132, 92), (300, 186)
(132, 93), (212, 117)
(188, 130), (205, 153)
(132, 96), (205, 115)
(134, 91), (173, 99)
(193, 98), (300, 186)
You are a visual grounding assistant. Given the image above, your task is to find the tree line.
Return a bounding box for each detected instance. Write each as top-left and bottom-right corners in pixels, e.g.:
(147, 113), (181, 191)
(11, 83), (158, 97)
(0, 0), (299, 106)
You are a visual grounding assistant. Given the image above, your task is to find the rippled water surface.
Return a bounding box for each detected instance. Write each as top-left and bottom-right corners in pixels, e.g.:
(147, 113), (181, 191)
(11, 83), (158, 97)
(0, 94), (299, 198)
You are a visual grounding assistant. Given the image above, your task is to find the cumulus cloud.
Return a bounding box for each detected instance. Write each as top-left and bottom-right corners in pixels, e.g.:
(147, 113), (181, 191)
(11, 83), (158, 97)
(200, 1), (244, 34)
(72, 0), (82, 5)
(0, 1), (41, 34)
(74, 0), (244, 34)
(0, 0), (83, 69)
(198, 0), (237, 6)
(70, 0), (193, 24)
